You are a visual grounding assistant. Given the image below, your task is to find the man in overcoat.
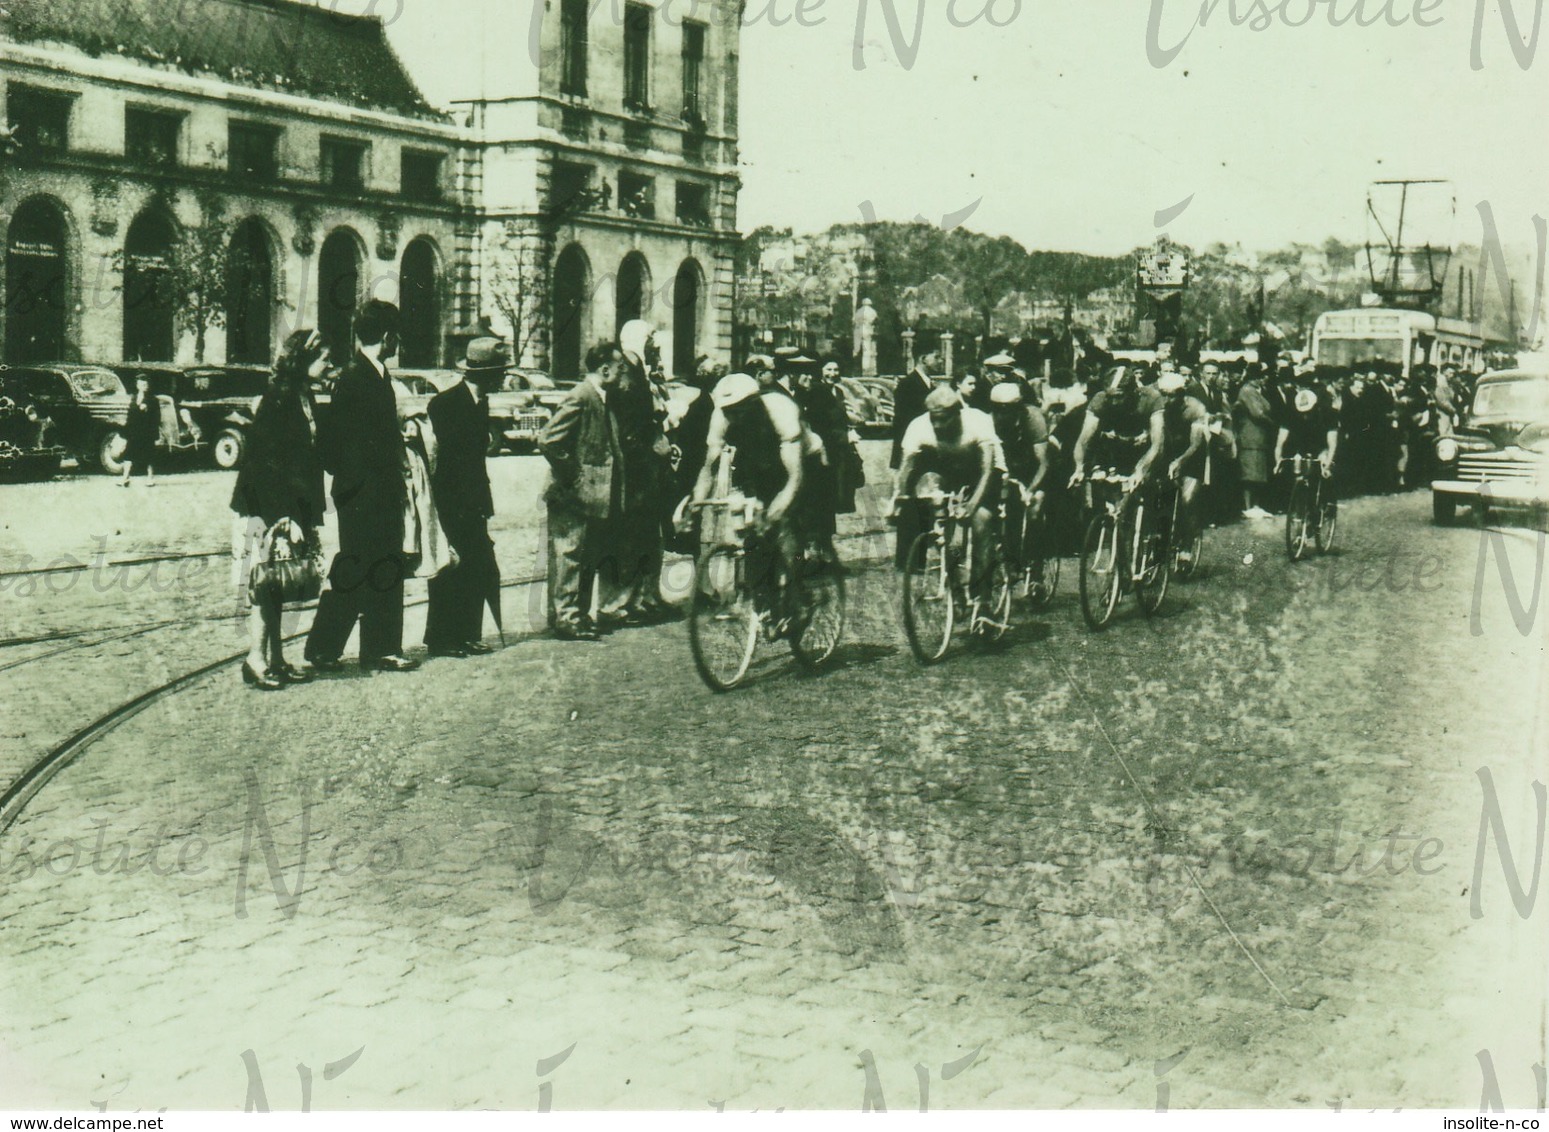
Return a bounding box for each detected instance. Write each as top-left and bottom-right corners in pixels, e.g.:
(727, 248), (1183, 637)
(424, 338), (503, 658)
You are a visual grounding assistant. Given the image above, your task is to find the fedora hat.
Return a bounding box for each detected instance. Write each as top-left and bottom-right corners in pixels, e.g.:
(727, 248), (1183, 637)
(459, 337), (512, 373)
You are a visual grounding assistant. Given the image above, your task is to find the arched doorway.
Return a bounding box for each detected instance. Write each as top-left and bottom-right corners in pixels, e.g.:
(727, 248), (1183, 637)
(5, 198), (71, 363)
(615, 252), (651, 336)
(552, 243), (591, 381)
(123, 208), (178, 363)
(225, 219), (274, 364)
(671, 258), (704, 378)
(319, 228), (364, 359)
(399, 238), (441, 368)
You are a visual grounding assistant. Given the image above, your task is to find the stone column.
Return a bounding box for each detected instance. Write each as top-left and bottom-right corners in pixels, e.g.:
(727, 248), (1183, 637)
(902, 328), (916, 373)
(941, 331), (954, 378)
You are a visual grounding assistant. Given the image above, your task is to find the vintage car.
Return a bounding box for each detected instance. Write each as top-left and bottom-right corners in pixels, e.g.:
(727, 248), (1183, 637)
(840, 376), (894, 437)
(103, 363), (273, 473)
(0, 369), (71, 482)
(1430, 369), (1549, 526)
(0, 364), (131, 472)
(488, 371), (565, 455)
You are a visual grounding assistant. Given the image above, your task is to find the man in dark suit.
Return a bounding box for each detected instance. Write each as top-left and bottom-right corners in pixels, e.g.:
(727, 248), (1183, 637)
(540, 342), (625, 640)
(423, 338), (503, 658)
(305, 300), (420, 673)
(891, 352), (937, 470)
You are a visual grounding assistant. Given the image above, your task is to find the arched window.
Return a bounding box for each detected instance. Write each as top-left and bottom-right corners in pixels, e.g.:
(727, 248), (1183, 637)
(318, 228), (365, 358)
(399, 238), (442, 368)
(5, 197), (72, 363)
(226, 219), (274, 364)
(616, 251), (652, 335)
(123, 208), (178, 363)
(552, 243), (592, 381)
(671, 258), (705, 378)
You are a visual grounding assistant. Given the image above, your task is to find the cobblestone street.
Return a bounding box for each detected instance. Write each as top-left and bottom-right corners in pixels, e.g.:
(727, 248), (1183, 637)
(1, 459), (1545, 1111)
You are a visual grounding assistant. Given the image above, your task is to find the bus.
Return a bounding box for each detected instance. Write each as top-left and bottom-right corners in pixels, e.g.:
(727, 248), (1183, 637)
(1311, 308), (1489, 378)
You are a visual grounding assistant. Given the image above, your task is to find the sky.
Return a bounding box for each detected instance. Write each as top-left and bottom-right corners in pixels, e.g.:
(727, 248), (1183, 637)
(326, 0), (1549, 259)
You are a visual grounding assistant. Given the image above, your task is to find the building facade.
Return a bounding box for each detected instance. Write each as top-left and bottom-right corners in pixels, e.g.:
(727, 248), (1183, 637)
(1, 0), (465, 369)
(457, 0), (742, 379)
(2, 0), (744, 379)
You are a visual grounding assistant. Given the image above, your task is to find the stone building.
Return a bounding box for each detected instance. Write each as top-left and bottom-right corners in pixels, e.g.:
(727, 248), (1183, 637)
(457, 0), (742, 379)
(0, 0), (464, 369)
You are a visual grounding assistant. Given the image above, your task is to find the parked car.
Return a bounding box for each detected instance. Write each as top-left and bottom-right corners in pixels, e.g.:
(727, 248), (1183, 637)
(840, 376), (894, 437)
(0, 369), (71, 482)
(174, 365), (272, 469)
(489, 371), (566, 455)
(104, 362), (274, 474)
(1431, 369), (1549, 526)
(0, 364), (130, 472)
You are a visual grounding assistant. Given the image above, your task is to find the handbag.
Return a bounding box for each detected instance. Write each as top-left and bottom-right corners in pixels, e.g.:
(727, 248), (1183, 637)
(248, 519), (323, 605)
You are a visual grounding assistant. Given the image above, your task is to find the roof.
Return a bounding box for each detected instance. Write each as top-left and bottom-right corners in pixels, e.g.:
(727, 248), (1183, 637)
(1, 0), (439, 119)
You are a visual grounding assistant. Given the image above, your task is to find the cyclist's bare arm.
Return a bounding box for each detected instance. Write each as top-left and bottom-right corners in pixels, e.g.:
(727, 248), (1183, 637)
(1274, 426), (1290, 470)
(1070, 413), (1100, 484)
(1173, 419), (1207, 475)
(767, 440), (803, 523)
(692, 412), (728, 505)
(966, 440), (995, 514)
(893, 452), (918, 507)
(1133, 409), (1166, 482)
(1028, 441), (1050, 494)
(1323, 428), (1339, 466)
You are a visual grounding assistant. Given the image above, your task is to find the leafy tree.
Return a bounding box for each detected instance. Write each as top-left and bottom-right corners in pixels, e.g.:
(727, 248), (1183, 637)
(167, 190), (231, 364)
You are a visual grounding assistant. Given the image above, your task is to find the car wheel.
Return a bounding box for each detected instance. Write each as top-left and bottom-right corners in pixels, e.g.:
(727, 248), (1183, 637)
(98, 430), (128, 477)
(213, 429), (246, 470)
(486, 432), (505, 458)
(1431, 493), (1457, 526)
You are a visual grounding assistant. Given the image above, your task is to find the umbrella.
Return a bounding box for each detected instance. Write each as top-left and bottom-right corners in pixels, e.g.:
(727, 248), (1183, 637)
(483, 539), (506, 647)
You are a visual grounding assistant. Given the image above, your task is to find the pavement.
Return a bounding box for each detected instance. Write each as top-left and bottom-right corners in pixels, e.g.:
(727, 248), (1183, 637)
(0, 473), (1546, 1111)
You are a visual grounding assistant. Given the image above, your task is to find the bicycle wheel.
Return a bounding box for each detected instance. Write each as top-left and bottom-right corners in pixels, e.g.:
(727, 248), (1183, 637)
(790, 556), (847, 671)
(689, 546), (760, 692)
(1285, 481), (1312, 562)
(1135, 516), (1171, 616)
(1174, 525), (1203, 580)
(1316, 494), (1338, 554)
(903, 532), (955, 663)
(1079, 514), (1123, 630)
(976, 558), (1013, 643)
(1026, 515), (1061, 607)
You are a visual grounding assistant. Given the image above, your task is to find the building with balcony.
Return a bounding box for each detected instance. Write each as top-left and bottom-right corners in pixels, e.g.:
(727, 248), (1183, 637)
(457, 0), (742, 378)
(1, 0), (463, 368)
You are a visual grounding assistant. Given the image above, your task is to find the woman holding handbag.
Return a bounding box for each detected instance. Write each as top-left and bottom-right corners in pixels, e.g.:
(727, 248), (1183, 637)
(230, 330), (330, 690)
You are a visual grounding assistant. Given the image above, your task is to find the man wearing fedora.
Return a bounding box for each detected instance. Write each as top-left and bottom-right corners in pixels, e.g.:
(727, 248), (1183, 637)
(423, 337), (504, 658)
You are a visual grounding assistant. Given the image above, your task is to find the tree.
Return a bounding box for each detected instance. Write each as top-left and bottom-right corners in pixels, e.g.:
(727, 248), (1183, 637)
(167, 190), (231, 364)
(483, 223), (549, 368)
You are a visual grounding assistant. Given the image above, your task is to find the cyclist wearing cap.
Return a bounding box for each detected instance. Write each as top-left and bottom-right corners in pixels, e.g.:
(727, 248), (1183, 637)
(1156, 371), (1210, 568)
(1069, 365), (1166, 490)
(1274, 374), (1339, 479)
(688, 373), (824, 604)
(891, 385), (1005, 595)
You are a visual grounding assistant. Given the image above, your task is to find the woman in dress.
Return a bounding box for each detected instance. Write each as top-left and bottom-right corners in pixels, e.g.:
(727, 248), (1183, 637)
(120, 373), (160, 486)
(230, 331), (329, 690)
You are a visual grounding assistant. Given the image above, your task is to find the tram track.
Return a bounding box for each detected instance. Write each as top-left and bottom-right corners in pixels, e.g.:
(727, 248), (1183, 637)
(0, 527), (895, 838)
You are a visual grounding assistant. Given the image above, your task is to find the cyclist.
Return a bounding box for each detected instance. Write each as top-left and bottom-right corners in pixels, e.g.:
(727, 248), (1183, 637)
(1274, 372), (1340, 483)
(891, 385), (1005, 602)
(1068, 364), (1166, 494)
(988, 381), (1051, 582)
(687, 372), (823, 620)
(1156, 371), (1210, 570)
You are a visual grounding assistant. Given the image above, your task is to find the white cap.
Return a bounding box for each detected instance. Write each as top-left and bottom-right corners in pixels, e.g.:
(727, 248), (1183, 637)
(989, 382), (1023, 405)
(1157, 372), (1187, 394)
(711, 373), (760, 410)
